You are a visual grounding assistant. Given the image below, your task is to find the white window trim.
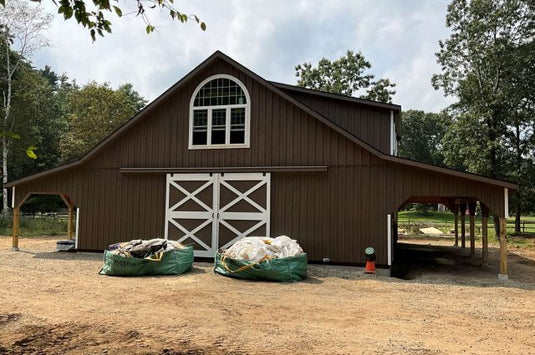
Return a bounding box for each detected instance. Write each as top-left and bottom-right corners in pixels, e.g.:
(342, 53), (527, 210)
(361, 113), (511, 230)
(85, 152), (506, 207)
(188, 74), (251, 150)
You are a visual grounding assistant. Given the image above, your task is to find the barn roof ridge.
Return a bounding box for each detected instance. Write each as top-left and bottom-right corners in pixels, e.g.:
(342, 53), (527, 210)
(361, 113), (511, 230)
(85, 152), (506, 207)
(269, 81), (402, 111)
(5, 50), (518, 190)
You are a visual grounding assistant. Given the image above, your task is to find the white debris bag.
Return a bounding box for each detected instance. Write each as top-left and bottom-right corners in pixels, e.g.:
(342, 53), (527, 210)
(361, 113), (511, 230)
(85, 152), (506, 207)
(214, 235), (307, 281)
(222, 235), (305, 262)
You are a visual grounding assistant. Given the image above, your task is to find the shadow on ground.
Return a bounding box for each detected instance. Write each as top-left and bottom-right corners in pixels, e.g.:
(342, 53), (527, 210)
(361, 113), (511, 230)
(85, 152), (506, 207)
(390, 242), (535, 290)
(22, 250), (103, 261)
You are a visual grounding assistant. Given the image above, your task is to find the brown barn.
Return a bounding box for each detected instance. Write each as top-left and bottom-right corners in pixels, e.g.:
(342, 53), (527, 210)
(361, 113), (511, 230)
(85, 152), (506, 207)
(6, 51), (517, 276)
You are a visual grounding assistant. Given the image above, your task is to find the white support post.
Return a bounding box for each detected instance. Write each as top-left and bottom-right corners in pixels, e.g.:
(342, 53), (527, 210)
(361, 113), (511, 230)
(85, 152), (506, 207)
(11, 186), (15, 208)
(75, 208), (80, 249)
(387, 214), (392, 266)
(504, 188), (509, 218)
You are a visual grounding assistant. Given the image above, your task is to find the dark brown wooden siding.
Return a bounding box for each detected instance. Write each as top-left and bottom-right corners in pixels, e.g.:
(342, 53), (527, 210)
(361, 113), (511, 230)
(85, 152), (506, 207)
(278, 89), (393, 154)
(12, 56), (507, 265)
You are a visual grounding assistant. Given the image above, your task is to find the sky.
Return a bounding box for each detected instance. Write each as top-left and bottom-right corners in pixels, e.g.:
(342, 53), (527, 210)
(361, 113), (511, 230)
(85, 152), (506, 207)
(32, 0), (457, 112)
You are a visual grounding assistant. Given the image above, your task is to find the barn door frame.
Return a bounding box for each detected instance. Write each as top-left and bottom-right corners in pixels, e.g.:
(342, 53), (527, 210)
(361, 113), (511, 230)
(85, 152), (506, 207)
(165, 173), (218, 257)
(165, 172), (270, 257)
(217, 172), (271, 249)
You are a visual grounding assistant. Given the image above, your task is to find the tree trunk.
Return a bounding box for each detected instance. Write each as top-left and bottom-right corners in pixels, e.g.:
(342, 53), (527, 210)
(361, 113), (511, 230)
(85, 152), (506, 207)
(2, 35), (12, 219)
(2, 135), (8, 217)
(489, 113), (499, 237)
(514, 123), (522, 234)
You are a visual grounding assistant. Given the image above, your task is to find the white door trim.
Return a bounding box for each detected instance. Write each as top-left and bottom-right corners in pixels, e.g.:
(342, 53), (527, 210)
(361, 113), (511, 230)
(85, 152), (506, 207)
(165, 173), (216, 257)
(217, 172), (270, 251)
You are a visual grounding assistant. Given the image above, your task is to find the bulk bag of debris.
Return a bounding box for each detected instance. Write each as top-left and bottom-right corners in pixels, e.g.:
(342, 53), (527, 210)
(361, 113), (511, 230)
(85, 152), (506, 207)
(99, 239), (194, 276)
(214, 236), (307, 282)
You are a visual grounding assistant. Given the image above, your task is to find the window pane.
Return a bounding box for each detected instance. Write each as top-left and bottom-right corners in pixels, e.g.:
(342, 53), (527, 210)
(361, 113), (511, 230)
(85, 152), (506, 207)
(230, 131), (245, 144)
(230, 108), (245, 144)
(193, 77), (247, 107)
(211, 109), (226, 144)
(231, 108), (245, 126)
(193, 110), (207, 127)
(192, 110), (208, 145)
(193, 131), (207, 145)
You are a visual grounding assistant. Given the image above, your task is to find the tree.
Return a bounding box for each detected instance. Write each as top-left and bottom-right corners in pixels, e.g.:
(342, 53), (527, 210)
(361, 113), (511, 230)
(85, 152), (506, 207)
(362, 78), (397, 104)
(432, 0), (533, 177)
(432, 0), (535, 232)
(295, 50), (396, 103)
(9, 63), (66, 181)
(0, 0), (52, 215)
(504, 38), (535, 232)
(398, 110), (452, 216)
(59, 82), (146, 162)
(397, 110), (449, 167)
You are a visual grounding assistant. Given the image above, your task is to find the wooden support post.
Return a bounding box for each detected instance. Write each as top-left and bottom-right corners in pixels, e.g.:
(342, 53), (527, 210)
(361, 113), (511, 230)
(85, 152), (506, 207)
(60, 194), (75, 240)
(498, 217), (508, 280)
(454, 205), (459, 247)
(469, 202), (476, 257)
(481, 205), (489, 266)
(12, 207), (20, 251)
(460, 203), (467, 249)
(482, 216), (488, 265)
(67, 206), (74, 240)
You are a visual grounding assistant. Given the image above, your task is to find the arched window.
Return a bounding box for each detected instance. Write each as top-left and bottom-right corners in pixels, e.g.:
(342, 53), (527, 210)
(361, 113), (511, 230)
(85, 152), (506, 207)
(189, 74), (250, 148)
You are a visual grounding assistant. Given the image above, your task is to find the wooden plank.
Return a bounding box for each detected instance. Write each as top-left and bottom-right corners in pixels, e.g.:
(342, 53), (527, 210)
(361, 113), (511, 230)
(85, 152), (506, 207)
(499, 217), (508, 279)
(120, 166), (328, 174)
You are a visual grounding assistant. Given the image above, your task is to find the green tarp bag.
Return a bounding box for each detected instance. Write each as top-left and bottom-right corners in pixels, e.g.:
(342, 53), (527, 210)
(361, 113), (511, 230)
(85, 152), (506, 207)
(213, 250), (307, 282)
(99, 246), (194, 276)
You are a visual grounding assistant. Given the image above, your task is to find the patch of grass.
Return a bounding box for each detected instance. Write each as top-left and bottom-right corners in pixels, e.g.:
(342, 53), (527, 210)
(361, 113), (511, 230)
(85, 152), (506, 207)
(398, 211), (535, 247)
(0, 215), (68, 237)
(398, 211), (455, 223)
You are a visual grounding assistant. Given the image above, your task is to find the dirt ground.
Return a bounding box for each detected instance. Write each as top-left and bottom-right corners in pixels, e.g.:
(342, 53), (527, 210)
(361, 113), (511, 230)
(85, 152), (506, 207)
(1, 236), (534, 354)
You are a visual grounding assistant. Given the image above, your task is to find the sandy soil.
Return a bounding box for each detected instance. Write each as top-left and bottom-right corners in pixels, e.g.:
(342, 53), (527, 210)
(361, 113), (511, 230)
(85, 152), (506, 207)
(1, 236), (534, 354)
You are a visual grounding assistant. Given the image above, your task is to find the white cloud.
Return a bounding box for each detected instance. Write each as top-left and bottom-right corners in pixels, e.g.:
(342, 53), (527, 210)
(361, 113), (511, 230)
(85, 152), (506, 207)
(31, 0), (457, 112)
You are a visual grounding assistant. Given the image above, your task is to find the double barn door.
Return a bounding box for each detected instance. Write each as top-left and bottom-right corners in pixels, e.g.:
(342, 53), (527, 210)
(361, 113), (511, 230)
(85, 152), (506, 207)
(165, 173), (270, 257)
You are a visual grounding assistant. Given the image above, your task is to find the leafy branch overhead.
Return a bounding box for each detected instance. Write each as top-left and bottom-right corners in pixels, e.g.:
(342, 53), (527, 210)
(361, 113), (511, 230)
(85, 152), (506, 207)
(3, 0), (207, 40)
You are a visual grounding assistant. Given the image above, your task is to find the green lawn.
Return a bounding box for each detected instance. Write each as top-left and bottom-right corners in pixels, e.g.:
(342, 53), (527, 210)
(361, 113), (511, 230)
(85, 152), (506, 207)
(398, 211), (535, 246)
(0, 216), (68, 236)
(399, 211), (535, 226)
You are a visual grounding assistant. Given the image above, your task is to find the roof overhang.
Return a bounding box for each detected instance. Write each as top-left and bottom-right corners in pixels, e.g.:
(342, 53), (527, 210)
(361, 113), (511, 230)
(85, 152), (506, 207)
(5, 51), (518, 193)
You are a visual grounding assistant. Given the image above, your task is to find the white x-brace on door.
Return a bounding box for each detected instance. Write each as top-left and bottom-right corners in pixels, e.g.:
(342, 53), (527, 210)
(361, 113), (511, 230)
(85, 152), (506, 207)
(165, 172), (270, 257)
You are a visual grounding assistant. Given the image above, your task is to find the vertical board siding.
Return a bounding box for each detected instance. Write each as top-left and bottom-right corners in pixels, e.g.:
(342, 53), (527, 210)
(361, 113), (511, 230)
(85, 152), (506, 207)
(280, 90), (392, 155)
(12, 57), (508, 264)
